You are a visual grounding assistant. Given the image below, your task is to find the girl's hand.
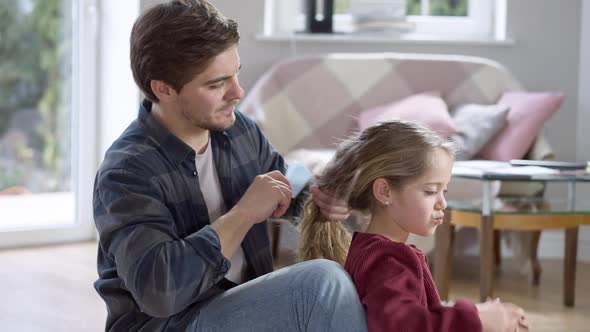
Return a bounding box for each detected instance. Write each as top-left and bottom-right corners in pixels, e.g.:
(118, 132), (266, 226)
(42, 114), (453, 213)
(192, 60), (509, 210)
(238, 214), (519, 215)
(477, 298), (527, 332)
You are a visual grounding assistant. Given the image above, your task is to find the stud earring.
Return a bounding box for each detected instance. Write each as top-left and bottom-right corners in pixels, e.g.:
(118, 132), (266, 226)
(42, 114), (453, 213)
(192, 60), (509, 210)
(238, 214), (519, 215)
(384, 201), (390, 208)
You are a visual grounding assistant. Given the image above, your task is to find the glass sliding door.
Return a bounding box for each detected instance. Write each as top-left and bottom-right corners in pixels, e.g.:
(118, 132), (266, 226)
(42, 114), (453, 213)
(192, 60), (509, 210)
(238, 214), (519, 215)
(0, 0), (98, 247)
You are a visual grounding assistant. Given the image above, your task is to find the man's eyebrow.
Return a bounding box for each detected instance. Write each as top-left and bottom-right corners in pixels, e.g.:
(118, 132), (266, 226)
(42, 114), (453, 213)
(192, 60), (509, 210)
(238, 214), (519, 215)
(204, 64), (242, 85)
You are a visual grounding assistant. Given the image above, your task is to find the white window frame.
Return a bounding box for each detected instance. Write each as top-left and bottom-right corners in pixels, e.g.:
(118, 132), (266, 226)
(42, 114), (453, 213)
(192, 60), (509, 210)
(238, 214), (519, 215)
(264, 0), (506, 40)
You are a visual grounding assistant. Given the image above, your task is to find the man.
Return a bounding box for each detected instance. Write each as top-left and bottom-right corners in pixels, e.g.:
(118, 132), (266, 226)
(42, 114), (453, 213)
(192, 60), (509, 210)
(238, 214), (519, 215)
(93, 0), (367, 331)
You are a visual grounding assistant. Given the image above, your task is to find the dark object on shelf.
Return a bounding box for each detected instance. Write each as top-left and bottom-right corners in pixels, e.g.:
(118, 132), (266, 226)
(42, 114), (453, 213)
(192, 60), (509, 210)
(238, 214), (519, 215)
(305, 0), (334, 33)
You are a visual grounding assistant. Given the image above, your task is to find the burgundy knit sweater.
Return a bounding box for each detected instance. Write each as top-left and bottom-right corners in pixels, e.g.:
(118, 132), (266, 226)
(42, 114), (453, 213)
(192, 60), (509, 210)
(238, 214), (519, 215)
(344, 232), (482, 332)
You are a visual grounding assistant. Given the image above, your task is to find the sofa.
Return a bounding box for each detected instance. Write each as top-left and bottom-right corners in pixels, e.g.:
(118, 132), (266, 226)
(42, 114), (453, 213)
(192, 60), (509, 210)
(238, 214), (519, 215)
(240, 52), (559, 275)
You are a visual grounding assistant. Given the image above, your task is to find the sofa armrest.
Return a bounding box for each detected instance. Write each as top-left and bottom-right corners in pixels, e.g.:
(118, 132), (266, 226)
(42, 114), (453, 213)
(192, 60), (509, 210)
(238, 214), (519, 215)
(525, 130), (555, 161)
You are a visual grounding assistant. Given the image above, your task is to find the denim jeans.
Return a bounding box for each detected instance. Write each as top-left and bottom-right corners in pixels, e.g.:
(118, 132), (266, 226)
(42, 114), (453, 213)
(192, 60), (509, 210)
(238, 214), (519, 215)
(190, 259), (367, 332)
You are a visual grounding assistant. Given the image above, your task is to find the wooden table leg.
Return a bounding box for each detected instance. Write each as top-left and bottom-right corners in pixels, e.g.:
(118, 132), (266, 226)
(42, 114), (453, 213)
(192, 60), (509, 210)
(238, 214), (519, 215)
(271, 221), (281, 261)
(480, 215), (495, 302)
(494, 230), (501, 268)
(530, 230), (542, 286)
(434, 211), (454, 300)
(564, 226), (579, 307)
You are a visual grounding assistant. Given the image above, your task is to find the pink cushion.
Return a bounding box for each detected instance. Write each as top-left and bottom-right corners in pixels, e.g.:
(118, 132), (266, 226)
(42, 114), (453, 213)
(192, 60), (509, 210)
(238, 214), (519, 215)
(357, 93), (457, 136)
(478, 92), (563, 161)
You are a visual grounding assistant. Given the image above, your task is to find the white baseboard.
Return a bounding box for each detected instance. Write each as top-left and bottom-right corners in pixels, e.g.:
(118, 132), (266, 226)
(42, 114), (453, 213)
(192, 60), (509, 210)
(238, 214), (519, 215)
(537, 227), (590, 262)
(458, 227), (590, 263)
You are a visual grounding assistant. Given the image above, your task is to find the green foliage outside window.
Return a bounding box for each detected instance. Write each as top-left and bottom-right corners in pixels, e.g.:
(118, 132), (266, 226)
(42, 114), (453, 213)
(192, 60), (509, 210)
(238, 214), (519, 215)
(407, 0), (468, 16)
(0, 3), (44, 135)
(0, 0), (71, 192)
(334, 0), (351, 14)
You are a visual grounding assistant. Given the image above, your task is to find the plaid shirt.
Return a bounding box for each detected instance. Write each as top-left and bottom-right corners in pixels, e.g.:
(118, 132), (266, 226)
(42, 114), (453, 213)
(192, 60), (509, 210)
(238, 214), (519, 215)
(93, 100), (285, 331)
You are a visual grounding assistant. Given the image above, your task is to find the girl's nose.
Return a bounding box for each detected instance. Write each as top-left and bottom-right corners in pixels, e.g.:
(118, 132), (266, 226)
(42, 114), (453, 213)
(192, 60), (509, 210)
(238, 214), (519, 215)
(436, 193), (447, 210)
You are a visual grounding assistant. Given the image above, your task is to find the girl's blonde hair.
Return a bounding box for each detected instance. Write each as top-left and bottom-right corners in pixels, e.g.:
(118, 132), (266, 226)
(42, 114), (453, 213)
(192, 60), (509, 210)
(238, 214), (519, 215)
(298, 120), (455, 265)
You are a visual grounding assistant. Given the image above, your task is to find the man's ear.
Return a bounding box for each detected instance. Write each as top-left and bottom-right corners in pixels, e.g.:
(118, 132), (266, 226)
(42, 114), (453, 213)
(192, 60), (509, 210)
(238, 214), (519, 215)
(150, 80), (177, 102)
(372, 178), (392, 206)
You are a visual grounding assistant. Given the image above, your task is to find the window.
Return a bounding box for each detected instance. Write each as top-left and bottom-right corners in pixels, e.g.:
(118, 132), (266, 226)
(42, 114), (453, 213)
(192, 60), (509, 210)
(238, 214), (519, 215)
(264, 0), (506, 40)
(0, 0), (98, 247)
(404, 0), (496, 39)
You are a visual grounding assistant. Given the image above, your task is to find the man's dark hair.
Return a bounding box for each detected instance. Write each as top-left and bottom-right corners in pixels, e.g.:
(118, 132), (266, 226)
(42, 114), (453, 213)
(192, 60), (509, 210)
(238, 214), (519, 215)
(130, 0), (240, 102)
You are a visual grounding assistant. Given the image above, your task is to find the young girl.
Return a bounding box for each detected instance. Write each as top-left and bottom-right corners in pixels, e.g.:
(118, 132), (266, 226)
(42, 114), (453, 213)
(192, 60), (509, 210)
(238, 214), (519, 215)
(299, 120), (528, 332)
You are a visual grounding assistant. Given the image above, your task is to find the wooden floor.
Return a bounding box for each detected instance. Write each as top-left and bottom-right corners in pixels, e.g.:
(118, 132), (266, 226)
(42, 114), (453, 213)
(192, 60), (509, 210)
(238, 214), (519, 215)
(1, 241), (589, 331)
(0, 241), (106, 332)
(444, 256), (590, 332)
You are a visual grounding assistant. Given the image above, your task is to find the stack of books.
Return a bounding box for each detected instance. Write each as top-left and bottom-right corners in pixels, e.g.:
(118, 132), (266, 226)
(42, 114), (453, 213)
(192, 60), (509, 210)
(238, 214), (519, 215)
(348, 0), (414, 34)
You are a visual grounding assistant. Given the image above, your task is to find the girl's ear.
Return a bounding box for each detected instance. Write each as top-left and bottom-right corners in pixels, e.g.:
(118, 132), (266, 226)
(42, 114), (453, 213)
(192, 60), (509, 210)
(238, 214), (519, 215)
(372, 178), (392, 207)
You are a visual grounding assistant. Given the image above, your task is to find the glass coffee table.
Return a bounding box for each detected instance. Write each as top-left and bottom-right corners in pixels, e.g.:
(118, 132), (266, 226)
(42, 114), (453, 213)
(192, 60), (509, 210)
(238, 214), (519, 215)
(433, 167), (590, 307)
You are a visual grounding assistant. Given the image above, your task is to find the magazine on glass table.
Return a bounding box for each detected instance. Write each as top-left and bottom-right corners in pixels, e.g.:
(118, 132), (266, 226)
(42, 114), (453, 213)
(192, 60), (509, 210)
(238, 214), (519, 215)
(510, 159), (589, 170)
(452, 160), (590, 180)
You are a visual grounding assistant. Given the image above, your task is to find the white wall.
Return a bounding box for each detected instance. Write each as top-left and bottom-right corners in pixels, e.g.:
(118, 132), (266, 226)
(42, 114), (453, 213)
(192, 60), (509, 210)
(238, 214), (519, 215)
(98, 0), (140, 156)
(572, 0), (590, 262)
(578, 0), (590, 161)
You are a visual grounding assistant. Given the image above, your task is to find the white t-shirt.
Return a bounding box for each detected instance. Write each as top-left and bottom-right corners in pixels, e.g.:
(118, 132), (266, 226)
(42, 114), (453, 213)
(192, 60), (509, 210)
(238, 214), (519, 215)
(195, 138), (246, 284)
